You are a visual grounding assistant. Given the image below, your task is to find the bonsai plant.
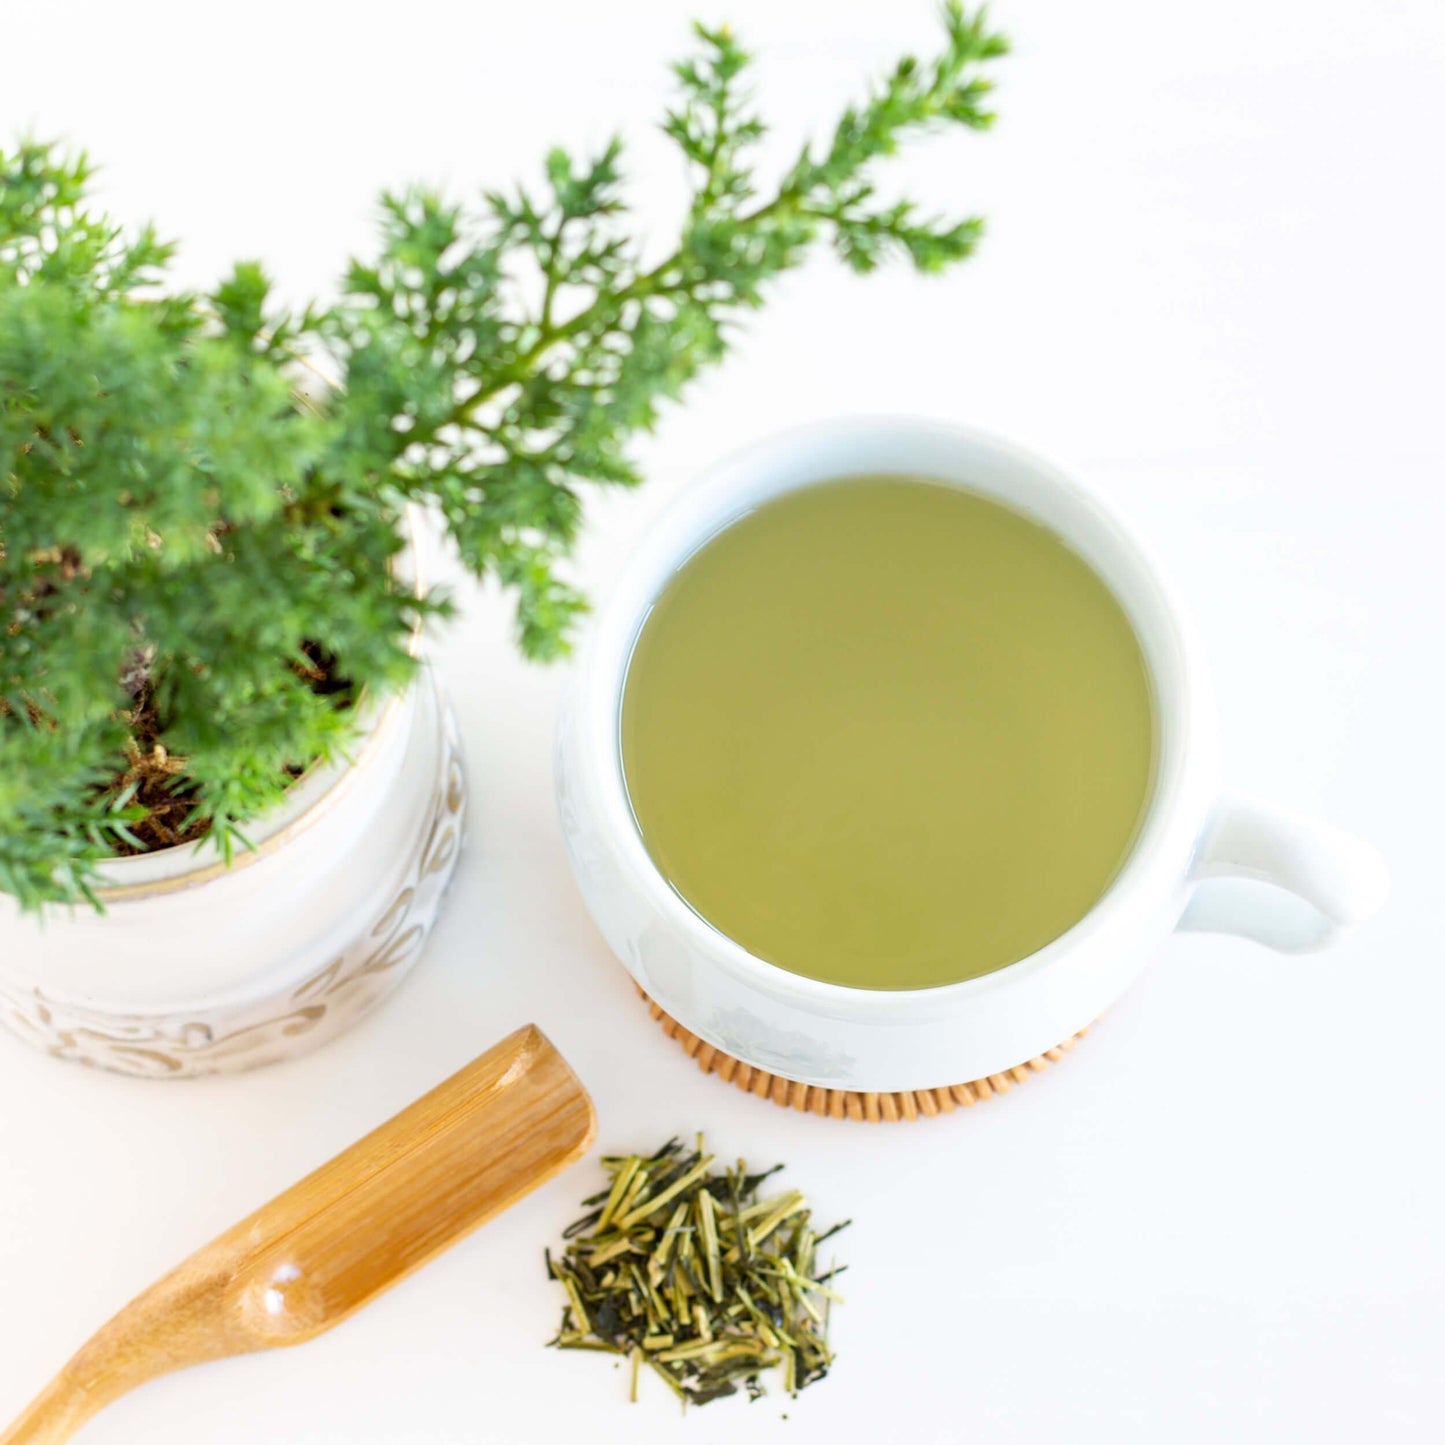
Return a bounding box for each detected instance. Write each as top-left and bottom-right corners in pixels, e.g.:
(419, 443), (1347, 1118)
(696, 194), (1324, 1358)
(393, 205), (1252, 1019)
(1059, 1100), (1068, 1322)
(0, 6), (1007, 1074)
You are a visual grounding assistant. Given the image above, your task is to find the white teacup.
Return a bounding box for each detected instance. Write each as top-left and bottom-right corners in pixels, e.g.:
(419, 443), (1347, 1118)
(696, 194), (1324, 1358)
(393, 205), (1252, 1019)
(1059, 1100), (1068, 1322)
(555, 419), (1388, 1091)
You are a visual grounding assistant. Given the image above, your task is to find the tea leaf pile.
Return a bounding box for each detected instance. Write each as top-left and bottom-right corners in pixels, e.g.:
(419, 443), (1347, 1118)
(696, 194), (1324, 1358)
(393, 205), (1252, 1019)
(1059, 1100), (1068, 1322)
(547, 1138), (849, 1407)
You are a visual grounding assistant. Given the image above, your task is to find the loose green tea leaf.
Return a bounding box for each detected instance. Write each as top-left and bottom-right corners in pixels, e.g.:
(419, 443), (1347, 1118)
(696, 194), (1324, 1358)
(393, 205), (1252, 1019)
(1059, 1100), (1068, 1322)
(547, 1137), (847, 1407)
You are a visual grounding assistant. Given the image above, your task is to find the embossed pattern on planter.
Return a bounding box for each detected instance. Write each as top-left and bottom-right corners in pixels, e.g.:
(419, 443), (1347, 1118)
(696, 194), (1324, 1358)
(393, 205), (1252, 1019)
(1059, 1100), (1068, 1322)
(0, 708), (467, 1078)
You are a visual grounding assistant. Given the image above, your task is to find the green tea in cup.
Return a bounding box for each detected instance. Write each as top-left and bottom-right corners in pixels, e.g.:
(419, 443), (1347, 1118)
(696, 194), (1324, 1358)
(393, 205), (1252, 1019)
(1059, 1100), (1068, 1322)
(619, 476), (1156, 990)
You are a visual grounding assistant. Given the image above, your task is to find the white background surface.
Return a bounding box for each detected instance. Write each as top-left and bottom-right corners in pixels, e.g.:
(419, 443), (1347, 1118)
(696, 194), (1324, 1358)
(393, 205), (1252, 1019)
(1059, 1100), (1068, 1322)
(2, 0), (1443, 1440)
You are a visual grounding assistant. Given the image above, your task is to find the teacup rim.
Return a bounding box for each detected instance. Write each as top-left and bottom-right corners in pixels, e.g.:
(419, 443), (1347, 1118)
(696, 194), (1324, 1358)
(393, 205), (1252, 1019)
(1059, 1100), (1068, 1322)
(576, 414), (1217, 1013)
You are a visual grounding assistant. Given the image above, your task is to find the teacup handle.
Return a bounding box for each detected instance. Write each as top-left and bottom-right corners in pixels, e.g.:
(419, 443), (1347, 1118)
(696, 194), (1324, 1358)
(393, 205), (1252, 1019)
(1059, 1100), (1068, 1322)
(1178, 790), (1389, 952)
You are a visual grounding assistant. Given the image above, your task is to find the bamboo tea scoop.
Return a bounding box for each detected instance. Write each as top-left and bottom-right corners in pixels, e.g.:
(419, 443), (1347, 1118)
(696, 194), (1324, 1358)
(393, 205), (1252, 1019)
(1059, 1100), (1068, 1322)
(1, 1024), (596, 1444)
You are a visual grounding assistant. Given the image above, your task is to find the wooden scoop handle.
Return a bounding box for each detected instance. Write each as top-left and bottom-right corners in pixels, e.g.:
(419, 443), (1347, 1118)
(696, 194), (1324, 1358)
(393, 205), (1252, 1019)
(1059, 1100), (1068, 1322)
(2, 1025), (595, 1443)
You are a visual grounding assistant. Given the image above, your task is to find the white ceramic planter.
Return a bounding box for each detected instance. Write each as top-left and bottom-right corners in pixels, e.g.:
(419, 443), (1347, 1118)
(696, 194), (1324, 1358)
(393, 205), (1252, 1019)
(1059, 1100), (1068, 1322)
(0, 668), (465, 1077)
(556, 418), (1390, 1093)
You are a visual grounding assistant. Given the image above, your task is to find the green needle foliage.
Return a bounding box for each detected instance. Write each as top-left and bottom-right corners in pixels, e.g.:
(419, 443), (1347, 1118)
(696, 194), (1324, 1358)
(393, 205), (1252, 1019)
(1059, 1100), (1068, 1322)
(0, 4), (1007, 910)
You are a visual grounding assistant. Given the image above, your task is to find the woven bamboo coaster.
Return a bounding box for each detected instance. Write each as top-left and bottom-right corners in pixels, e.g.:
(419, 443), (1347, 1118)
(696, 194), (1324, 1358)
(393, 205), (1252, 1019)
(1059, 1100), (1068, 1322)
(639, 986), (1090, 1122)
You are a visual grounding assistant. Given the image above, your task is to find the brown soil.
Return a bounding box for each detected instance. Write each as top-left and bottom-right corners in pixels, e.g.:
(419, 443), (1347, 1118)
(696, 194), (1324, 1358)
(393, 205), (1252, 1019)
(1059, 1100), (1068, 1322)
(106, 685), (209, 855)
(292, 639), (353, 699)
(103, 642), (353, 856)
